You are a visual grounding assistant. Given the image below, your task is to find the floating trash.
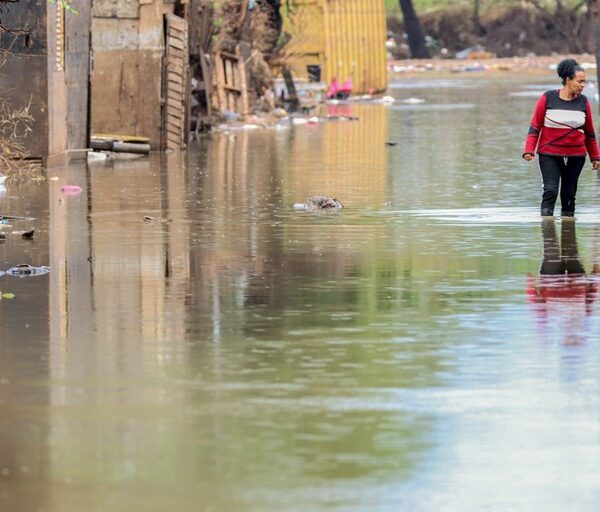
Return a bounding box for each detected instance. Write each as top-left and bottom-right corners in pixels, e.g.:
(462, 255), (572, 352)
(143, 216), (171, 224)
(0, 215), (35, 223)
(6, 264), (50, 277)
(401, 97), (426, 104)
(61, 185), (83, 196)
(1, 293), (15, 300)
(293, 196), (343, 210)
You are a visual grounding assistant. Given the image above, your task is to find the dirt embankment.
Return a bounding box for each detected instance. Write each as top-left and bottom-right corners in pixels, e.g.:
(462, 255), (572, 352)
(387, 5), (596, 60)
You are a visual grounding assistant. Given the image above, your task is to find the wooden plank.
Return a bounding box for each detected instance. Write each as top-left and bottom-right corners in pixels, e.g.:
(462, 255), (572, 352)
(214, 52), (227, 112)
(167, 107), (184, 118)
(237, 50), (249, 115)
(167, 80), (184, 91)
(167, 102), (184, 113)
(167, 66), (185, 78)
(168, 92), (184, 102)
(164, 14), (189, 150)
(166, 14), (187, 31)
(220, 51), (239, 61)
(199, 51), (212, 121)
(169, 38), (185, 51)
(167, 101), (183, 112)
(168, 72), (185, 83)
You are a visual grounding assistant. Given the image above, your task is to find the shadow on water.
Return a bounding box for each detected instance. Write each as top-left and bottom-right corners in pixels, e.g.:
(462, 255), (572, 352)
(2, 79), (600, 511)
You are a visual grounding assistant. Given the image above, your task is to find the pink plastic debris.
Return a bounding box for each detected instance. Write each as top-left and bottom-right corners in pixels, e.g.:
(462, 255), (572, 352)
(61, 185), (83, 196)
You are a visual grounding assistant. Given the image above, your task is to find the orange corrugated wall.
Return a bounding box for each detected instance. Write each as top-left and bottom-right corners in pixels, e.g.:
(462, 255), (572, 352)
(284, 0), (388, 94)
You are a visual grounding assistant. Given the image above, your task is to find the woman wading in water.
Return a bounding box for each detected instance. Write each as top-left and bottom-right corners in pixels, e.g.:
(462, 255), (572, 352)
(523, 58), (600, 217)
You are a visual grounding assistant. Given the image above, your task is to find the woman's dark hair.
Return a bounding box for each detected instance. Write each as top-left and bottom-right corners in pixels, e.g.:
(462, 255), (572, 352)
(557, 59), (584, 85)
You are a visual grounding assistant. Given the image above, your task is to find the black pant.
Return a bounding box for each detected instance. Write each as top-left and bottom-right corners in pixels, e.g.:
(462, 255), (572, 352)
(539, 154), (586, 216)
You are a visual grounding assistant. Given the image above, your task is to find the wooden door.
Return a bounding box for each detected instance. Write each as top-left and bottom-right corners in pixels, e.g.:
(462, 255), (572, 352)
(164, 14), (189, 150)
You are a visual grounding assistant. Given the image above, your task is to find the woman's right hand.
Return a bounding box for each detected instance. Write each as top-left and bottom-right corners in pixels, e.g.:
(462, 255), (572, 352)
(523, 153), (535, 162)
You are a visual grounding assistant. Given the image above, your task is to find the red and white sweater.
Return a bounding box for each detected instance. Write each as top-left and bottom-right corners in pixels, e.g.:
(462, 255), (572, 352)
(524, 90), (600, 160)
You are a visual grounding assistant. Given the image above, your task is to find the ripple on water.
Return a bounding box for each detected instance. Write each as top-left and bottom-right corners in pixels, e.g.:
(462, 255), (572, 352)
(401, 207), (600, 225)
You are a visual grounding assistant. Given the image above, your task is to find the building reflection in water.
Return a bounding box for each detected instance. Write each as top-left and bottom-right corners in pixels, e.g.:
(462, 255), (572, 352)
(0, 176), (51, 512)
(527, 220), (598, 345)
(3, 106), (437, 511)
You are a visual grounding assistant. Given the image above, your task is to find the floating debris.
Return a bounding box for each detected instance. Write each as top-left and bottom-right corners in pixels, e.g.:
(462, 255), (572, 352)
(6, 264), (50, 277)
(401, 97), (426, 104)
(294, 196), (343, 210)
(87, 151), (109, 162)
(0, 215), (35, 223)
(143, 216), (171, 224)
(12, 229), (34, 239)
(0, 293), (14, 300)
(386, 141), (398, 146)
(61, 185), (83, 196)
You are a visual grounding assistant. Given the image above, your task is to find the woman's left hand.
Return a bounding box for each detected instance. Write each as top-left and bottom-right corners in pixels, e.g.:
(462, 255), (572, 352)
(593, 160), (600, 170)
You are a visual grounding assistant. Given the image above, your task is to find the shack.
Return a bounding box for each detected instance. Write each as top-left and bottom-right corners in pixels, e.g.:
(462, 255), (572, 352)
(90, 0), (190, 150)
(282, 0), (388, 94)
(0, 0), (91, 166)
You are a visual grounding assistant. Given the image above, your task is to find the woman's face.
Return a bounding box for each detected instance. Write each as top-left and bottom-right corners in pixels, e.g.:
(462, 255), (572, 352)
(567, 71), (586, 94)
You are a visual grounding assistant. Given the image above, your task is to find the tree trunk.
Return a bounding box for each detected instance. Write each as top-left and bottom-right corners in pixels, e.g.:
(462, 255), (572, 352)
(398, 0), (430, 59)
(473, 0), (486, 36)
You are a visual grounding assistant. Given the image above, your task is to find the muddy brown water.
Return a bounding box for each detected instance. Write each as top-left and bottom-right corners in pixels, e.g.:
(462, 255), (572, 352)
(2, 73), (600, 511)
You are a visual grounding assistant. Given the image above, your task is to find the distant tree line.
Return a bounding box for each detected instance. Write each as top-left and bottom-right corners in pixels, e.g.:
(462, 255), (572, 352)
(394, 0), (599, 58)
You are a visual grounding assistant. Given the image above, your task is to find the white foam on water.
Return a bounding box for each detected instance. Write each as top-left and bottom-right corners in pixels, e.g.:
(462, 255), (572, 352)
(401, 207), (600, 225)
(390, 103), (476, 112)
(508, 91), (546, 97)
(388, 80), (478, 90)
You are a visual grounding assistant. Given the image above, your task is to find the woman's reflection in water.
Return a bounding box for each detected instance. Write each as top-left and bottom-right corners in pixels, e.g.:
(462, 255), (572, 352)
(526, 220), (597, 345)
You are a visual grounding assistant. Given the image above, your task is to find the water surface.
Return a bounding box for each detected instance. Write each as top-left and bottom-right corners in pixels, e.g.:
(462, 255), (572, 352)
(2, 72), (600, 511)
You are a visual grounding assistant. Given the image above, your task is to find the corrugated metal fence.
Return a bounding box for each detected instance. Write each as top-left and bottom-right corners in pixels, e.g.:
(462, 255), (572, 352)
(284, 0), (388, 93)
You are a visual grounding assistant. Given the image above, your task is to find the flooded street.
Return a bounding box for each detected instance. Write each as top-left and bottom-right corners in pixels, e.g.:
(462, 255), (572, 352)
(3, 73), (600, 511)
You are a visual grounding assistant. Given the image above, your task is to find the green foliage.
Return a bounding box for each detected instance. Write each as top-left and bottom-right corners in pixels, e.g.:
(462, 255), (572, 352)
(47, 0), (79, 16)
